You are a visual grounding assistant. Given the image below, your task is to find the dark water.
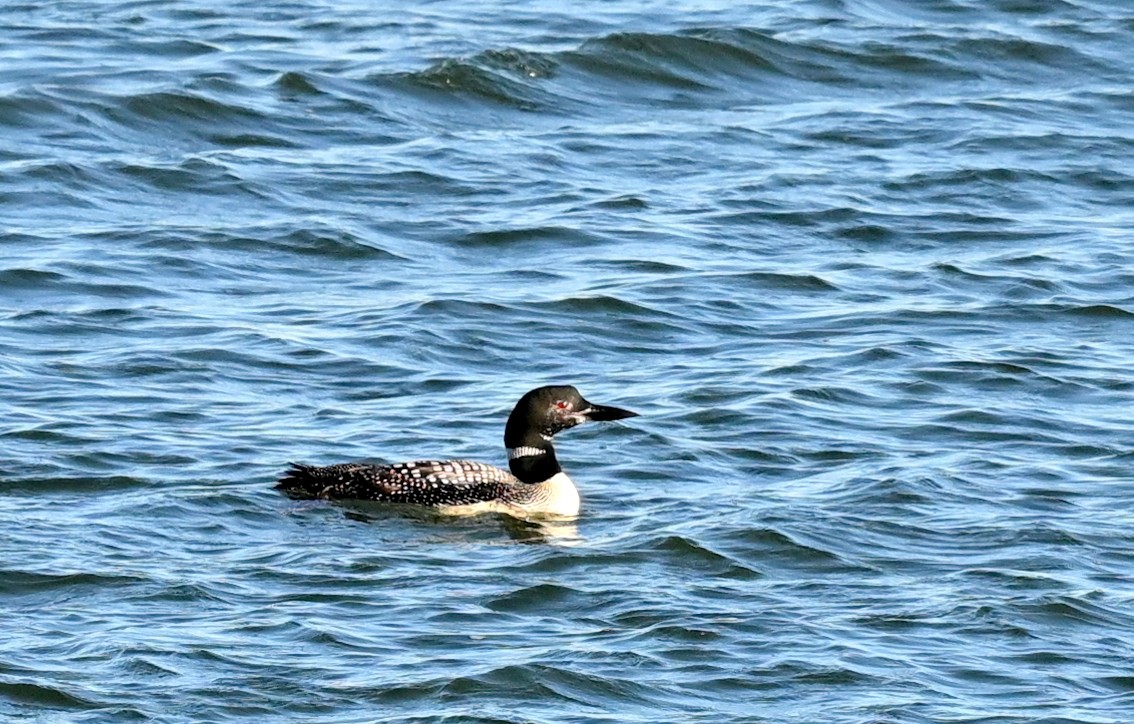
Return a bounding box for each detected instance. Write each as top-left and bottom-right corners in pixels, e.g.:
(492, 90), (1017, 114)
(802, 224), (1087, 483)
(4, 1), (1134, 721)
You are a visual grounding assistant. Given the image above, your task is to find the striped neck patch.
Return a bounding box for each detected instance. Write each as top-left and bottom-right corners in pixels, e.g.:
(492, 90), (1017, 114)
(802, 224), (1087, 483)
(508, 446), (547, 460)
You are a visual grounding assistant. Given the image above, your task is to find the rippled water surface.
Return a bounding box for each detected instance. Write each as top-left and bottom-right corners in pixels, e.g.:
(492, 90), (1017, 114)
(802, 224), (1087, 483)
(4, 1), (1134, 721)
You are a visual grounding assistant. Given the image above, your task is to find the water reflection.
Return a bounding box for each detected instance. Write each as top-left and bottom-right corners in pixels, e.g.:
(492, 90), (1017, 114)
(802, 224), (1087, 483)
(336, 502), (582, 545)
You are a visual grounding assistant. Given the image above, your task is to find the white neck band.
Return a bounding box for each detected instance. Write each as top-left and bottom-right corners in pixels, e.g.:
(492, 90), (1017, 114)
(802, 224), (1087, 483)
(508, 446), (547, 460)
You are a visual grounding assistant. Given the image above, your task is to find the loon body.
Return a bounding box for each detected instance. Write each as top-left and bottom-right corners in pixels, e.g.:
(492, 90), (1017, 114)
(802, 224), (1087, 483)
(276, 385), (637, 517)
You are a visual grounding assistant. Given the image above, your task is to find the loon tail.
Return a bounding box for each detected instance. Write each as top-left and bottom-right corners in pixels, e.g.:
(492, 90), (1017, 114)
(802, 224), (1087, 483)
(276, 462), (322, 499)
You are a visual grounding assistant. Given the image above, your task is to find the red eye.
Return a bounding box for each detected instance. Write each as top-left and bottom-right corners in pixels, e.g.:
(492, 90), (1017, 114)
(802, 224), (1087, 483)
(556, 400), (569, 409)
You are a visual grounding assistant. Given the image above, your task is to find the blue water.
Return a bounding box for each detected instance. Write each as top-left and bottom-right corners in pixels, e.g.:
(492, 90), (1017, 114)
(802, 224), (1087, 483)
(4, 1), (1134, 721)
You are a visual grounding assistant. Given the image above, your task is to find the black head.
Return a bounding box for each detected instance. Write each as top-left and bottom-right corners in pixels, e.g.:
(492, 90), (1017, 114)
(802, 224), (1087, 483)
(503, 385), (637, 483)
(504, 385), (637, 447)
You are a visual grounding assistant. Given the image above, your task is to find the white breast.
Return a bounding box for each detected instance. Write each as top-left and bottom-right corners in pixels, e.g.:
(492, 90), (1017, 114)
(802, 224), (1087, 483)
(526, 472), (580, 517)
(434, 472), (581, 519)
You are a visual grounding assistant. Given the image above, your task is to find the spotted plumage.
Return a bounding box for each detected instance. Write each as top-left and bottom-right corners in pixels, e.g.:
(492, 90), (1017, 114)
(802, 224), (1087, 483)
(276, 385), (637, 517)
(278, 460), (520, 507)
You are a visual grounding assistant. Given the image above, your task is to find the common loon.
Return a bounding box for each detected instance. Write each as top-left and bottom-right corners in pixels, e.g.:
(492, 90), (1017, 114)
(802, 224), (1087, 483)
(276, 385), (637, 517)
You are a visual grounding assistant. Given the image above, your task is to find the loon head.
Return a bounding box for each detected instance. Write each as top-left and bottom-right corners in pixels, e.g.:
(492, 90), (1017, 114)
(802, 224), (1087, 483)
(504, 385), (637, 445)
(504, 385), (637, 482)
